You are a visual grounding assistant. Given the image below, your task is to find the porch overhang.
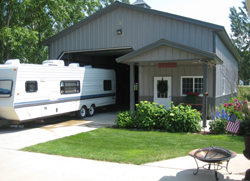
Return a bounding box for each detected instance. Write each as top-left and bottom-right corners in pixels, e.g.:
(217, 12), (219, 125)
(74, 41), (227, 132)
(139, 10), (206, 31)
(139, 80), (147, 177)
(116, 39), (222, 65)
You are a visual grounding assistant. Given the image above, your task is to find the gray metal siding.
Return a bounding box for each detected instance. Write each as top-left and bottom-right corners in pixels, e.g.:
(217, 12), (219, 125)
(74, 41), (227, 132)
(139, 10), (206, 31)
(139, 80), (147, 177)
(49, 7), (215, 59)
(126, 45), (206, 62)
(215, 34), (238, 97)
(139, 64), (214, 104)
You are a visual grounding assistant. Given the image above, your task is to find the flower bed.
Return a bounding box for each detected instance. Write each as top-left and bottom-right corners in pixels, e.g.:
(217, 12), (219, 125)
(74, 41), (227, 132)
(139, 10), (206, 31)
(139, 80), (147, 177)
(209, 97), (250, 135)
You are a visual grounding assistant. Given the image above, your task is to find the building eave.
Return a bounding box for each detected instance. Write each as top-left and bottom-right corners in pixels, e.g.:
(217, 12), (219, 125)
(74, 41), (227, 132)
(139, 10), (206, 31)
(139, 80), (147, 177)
(215, 29), (241, 62)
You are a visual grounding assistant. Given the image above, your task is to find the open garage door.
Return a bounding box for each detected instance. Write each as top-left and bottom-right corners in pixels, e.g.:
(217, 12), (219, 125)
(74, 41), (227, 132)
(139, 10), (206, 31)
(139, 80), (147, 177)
(58, 47), (136, 110)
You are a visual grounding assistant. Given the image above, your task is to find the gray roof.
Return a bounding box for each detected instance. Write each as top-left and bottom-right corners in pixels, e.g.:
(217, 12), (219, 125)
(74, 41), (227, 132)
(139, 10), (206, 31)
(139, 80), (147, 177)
(40, 1), (240, 61)
(116, 38), (220, 63)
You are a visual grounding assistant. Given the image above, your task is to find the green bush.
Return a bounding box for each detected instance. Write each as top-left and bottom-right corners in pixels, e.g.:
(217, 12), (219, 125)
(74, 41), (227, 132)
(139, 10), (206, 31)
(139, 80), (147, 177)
(209, 118), (228, 134)
(116, 101), (202, 133)
(116, 110), (135, 128)
(134, 101), (168, 130)
(165, 103), (202, 132)
(238, 86), (250, 101)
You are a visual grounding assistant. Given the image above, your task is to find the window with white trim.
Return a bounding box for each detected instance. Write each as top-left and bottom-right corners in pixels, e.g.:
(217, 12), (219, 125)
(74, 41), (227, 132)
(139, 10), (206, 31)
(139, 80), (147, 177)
(181, 76), (203, 95)
(222, 78), (225, 95)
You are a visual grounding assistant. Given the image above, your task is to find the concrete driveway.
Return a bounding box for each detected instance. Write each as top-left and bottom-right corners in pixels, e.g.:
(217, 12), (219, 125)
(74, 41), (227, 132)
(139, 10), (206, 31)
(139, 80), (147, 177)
(0, 108), (118, 150)
(0, 108), (249, 181)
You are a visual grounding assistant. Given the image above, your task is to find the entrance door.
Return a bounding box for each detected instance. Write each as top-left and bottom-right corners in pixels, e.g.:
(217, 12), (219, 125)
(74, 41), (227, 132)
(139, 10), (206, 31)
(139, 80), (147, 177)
(154, 77), (172, 109)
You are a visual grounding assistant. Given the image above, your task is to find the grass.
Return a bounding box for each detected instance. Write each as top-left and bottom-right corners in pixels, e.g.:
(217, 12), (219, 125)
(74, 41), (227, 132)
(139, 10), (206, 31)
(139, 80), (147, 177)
(21, 128), (244, 165)
(238, 86), (250, 100)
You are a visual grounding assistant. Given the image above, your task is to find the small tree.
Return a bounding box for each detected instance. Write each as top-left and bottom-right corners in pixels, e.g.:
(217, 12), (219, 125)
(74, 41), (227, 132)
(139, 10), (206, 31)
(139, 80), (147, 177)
(229, 1), (250, 85)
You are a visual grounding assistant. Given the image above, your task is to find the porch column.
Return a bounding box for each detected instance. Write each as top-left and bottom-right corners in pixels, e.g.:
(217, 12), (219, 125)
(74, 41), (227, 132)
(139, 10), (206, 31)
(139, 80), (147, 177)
(203, 63), (208, 127)
(130, 64), (135, 111)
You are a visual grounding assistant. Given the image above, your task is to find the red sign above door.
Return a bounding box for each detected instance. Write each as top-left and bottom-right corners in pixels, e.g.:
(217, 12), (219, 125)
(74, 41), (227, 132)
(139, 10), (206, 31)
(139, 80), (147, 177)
(158, 63), (177, 68)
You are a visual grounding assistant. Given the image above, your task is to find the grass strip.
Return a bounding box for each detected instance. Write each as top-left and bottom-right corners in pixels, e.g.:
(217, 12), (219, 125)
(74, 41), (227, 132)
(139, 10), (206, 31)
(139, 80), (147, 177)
(21, 128), (244, 165)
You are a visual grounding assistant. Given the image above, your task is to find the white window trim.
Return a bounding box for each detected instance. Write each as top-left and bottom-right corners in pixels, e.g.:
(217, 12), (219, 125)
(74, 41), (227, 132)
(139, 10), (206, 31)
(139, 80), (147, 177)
(180, 76), (203, 96)
(222, 78), (226, 95)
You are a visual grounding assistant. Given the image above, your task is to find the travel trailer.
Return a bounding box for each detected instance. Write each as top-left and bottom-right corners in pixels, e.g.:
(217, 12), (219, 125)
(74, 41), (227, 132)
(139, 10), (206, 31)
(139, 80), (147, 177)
(0, 59), (116, 125)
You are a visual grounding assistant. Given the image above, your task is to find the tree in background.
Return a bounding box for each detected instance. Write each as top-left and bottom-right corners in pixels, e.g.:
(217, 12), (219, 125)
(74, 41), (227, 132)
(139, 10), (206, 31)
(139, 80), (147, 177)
(0, 0), (130, 64)
(229, 1), (250, 85)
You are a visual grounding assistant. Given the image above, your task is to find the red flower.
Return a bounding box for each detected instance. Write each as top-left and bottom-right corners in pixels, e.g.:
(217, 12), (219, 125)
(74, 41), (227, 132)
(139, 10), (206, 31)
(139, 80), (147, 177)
(228, 103), (232, 106)
(224, 103), (228, 107)
(194, 93), (200, 96)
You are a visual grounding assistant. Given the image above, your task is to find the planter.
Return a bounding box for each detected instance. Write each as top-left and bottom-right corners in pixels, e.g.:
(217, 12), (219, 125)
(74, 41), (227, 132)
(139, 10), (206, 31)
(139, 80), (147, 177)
(243, 135), (250, 180)
(185, 104), (203, 113)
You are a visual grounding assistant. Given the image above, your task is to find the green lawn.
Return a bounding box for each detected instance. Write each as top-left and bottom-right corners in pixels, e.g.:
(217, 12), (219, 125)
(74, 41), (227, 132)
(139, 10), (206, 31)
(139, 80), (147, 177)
(21, 128), (244, 165)
(238, 86), (250, 100)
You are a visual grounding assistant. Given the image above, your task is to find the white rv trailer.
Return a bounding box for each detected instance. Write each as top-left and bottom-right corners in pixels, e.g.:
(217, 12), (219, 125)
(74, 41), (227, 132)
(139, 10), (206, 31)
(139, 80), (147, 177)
(0, 59), (116, 124)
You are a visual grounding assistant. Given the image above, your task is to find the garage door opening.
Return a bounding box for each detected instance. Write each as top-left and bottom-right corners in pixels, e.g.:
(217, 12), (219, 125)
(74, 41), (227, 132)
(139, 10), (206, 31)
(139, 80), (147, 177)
(59, 48), (136, 110)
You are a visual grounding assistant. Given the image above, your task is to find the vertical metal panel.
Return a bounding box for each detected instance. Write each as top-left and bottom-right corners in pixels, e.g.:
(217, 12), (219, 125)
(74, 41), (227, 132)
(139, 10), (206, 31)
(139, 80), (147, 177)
(215, 34), (238, 96)
(183, 22), (189, 45)
(142, 12), (148, 46)
(100, 14), (104, 48)
(159, 46), (165, 60)
(48, 6), (215, 59)
(50, 42), (54, 59)
(166, 18), (172, 41)
(177, 21), (184, 43)
(208, 67), (214, 97)
(196, 26), (202, 49)
(171, 19), (177, 42)
(72, 30), (76, 50)
(189, 24), (196, 48)
(160, 16), (166, 40)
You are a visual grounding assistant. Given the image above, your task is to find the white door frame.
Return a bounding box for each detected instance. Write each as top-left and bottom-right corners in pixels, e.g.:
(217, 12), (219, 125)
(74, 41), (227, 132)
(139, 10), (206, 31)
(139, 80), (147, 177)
(153, 76), (172, 109)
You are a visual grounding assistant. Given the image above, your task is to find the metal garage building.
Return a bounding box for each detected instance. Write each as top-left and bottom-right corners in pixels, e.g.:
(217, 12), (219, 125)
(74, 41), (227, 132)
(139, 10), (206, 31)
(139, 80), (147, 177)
(41, 1), (240, 114)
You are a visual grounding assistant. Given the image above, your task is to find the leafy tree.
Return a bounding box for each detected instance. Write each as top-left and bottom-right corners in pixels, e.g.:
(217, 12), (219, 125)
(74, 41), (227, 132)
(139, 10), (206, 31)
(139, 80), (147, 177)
(0, 0), (130, 64)
(229, 1), (250, 85)
(100, 0), (129, 7)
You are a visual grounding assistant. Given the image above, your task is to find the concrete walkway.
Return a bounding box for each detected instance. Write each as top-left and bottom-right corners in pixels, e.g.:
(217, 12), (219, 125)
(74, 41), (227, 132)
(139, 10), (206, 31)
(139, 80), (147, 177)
(0, 110), (249, 181)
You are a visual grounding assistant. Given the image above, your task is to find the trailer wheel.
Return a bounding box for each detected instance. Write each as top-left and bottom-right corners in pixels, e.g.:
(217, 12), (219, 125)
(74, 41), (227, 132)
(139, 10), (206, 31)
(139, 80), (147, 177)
(87, 105), (95, 117)
(76, 106), (87, 118)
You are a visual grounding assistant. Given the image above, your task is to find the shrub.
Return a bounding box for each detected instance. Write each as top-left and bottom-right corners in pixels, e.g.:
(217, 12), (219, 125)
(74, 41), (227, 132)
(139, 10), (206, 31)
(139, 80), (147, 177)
(238, 86), (250, 101)
(134, 101), (168, 130)
(165, 103), (202, 133)
(116, 110), (135, 128)
(115, 101), (202, 133)
(209, 118), (228, 134)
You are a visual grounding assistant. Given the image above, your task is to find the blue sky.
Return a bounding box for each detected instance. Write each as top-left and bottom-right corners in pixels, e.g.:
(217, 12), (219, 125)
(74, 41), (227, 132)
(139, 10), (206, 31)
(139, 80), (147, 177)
(133, 0), (244, 36)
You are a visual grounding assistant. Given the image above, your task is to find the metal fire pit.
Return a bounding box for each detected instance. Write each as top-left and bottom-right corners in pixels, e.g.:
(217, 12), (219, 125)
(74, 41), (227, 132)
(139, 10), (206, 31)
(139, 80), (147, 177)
(189, 146), (237, 180)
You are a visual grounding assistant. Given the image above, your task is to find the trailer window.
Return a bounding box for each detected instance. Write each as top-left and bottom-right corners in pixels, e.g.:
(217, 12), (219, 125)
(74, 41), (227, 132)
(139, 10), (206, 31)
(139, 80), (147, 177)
(60, 81), (80, 94)
(103, 80), (112, 91)
(25, 81), (38, 93)
(0, 80), (13, 98)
